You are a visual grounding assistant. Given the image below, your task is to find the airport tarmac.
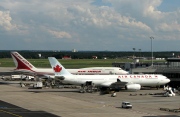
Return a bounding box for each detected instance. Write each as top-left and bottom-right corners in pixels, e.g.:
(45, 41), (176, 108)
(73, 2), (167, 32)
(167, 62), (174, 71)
(0, 81), (179, 117)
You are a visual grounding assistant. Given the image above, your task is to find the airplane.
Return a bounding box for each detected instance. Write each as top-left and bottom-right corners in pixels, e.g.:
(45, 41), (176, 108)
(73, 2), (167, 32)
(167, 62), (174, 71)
(48, 57), (170, 93)
(74, 67), (129, 75)
(11, 52), (128, 79)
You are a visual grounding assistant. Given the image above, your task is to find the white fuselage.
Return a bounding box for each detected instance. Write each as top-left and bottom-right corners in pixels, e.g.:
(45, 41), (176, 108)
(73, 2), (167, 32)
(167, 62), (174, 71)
(60, 74), (170, 87)
(14, 67), (129, 76)
(15, 68), (170, 87)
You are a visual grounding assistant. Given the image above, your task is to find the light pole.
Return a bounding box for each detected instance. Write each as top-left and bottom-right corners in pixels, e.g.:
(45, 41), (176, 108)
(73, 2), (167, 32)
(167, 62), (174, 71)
(139, 49), (141, 57)
(132, 48), (136, 59)
(150, 36), (154, 66)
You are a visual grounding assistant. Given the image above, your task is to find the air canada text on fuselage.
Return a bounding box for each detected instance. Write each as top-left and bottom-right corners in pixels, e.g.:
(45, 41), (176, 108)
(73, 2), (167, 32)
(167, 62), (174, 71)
(118, 75), (158, 79)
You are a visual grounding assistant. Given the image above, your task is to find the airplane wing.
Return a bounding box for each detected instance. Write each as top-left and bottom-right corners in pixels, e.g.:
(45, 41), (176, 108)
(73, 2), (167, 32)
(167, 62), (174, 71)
(109, 79), (141, 91)
(101, 79), (128, 87)
(110, 81), (128, 88)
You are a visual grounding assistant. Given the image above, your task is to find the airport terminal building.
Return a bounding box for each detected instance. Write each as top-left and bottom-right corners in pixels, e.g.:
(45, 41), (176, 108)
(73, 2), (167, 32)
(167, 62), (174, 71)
(112, 58), (180, 87)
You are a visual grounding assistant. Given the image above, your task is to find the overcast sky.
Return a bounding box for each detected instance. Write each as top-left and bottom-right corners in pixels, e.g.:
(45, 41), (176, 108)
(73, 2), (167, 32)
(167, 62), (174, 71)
(0, 0), (180, 51)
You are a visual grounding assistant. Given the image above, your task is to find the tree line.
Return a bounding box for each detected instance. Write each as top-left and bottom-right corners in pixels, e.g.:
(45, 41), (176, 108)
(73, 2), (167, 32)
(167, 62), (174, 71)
(0, 50), (179, 59)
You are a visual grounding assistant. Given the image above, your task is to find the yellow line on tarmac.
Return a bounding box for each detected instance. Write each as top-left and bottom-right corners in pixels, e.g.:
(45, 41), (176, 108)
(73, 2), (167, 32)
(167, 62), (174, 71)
(0, 109), (22, 117)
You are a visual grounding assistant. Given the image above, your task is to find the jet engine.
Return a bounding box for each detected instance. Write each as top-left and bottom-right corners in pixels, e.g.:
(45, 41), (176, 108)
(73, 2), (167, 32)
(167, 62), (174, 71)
(125, 84), (141, 91)
(55, 76), (65, 80)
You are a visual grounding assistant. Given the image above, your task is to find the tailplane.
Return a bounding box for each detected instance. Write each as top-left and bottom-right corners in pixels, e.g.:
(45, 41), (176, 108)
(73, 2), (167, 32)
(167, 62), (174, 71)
(48, 57), (72, 76)
(11, 52), (36, 70)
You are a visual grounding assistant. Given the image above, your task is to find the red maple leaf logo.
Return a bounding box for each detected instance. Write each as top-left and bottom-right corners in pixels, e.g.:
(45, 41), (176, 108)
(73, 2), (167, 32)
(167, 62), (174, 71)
(53, 65), (62, 72)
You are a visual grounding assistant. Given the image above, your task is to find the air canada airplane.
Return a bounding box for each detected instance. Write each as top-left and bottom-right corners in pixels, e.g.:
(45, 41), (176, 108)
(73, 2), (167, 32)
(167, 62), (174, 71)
(11, 52), (128, 79)
(48, 57), (170, 92)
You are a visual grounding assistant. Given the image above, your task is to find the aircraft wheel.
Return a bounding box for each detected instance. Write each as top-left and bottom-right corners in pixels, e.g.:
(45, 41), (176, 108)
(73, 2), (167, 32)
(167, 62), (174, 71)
(79, 89), (85, 93)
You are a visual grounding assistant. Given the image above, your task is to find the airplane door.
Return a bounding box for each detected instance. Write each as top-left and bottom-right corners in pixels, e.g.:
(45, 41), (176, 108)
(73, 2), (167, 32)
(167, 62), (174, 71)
(101, 69), (105, 75)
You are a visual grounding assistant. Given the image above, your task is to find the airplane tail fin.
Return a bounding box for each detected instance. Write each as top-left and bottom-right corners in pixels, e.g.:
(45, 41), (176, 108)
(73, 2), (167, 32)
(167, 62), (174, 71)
(48, 57), (72, 76)
(11, 52), (36, 70)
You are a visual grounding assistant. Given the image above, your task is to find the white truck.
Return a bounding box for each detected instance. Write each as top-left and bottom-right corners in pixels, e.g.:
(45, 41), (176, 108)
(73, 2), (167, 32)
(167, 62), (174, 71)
(11, 75), (22, 80)
(21, 75), (35, 81)
(122, 102), (132, 109)
(164, 86), (176, 97)
(164, 89), (175, 97)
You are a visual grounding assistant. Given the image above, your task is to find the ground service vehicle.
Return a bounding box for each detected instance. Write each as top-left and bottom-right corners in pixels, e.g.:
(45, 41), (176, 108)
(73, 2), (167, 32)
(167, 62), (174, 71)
(122, 102), (132, 109)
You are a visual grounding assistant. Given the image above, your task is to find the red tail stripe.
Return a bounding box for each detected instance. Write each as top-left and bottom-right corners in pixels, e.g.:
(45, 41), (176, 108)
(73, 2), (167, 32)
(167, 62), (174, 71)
(12, 53), (32, 70)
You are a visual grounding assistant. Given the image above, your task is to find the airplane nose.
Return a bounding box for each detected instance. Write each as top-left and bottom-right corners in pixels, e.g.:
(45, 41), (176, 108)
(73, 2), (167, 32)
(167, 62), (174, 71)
(159, 77), (170, 85)
(166, 79), (170, 83)
(164, 78), (170, 84)
(124, 71), (129, 74)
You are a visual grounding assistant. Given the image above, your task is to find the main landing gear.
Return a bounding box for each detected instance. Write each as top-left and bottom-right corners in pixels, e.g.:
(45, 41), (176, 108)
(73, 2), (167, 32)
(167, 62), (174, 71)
(79, 81), (97, 93)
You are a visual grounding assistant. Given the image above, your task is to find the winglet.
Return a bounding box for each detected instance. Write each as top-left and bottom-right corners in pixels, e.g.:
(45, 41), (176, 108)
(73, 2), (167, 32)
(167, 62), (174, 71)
(11, 52), (36, 70)
(48, 57), (72, 76)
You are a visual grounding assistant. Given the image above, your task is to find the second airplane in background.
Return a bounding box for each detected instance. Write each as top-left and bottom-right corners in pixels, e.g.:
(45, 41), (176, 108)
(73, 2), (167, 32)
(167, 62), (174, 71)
(11, 52), (128, 79)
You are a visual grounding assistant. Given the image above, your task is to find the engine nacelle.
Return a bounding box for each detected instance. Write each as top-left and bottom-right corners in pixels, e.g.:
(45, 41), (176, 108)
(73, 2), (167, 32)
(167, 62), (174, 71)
(125, 84), (141, 91)
(55, 76), (65, 80)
